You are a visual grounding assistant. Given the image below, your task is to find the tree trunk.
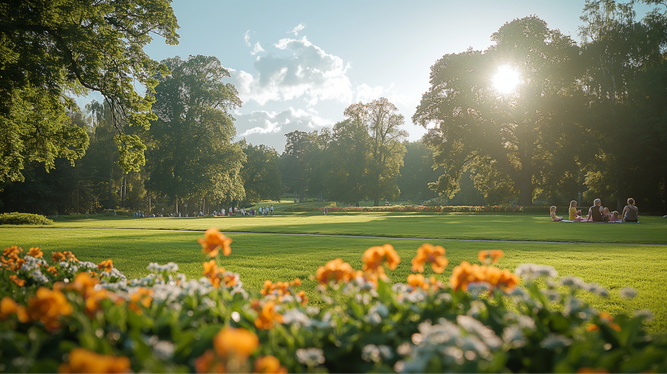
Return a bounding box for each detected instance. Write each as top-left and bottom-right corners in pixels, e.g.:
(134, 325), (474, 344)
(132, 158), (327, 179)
(518, 174), (533, 206)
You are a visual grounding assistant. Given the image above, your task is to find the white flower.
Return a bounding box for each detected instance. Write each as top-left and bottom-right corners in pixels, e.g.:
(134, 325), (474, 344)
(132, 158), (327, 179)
(582, 283), (609, 297)
(540, 333), (571, 349)
(153, 340), (174, 361)
(515, 264), (558, 280)
(282, 308), (310, 327)
(502, 326), (526, 348)
(559, 276), (584, 290)
(541, 289), (562, 303)
(634, 309), (654, 321)
(619, 287), (638, 299)
(456, 315), (501, 349)
(296, 348), (325, 366)
(361, 344), (380, 362)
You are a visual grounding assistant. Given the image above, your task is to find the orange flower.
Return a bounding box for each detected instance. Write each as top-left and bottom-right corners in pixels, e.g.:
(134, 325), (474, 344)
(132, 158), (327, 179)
(128, 288), (153, 314)
(362, 244), (400, 274)
(597, 312), (621, 332)
(586, 324), (600, 332)
(254, 300), (283, 330)
(198, 228), (233, 257)
(576, 368), (609, 374)
(296, 290), (308, 305)
(450, 261), (518, 292)
(0, 297), (19, 320)
(27, 247), (43, 258)
(478, 250), (504, 264)
(47, 266), (58, 276)
(97, 259), (113, 272)
(64, 251), (79, 262)
(10, 274), (25, 287)
(69, 272), (100, 294)
(3, 246), (22, 257)
(254, 355), (287, 374)
(53, 252), (66, 262)
(213, 326), (259, 360)
(24, 287), (73, 331)
(411, 244), (448, 273)
(315, 258), (356, 285)
(407, 274), (429, 290)
(195, 349), (226, 373)
(58, 348), (130, 373)
(203, 260), (221, 278)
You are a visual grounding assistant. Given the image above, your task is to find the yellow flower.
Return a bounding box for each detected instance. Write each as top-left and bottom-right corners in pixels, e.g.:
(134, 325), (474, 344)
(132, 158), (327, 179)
(198, 228), (233, 257)
(254, 355), (287, 373)
(27, 247), (43, 258)
(58, 348), (130, 373)
(213, 326), (259, 360)
(315, 258), (356, 285)
(254, 300), (283, 330)
(411, 244), (448, 273)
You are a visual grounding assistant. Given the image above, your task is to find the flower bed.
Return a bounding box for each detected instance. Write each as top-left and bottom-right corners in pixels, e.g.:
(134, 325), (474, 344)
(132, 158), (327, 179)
(283, 205), (553, 213)
(1, 229), (665, 373)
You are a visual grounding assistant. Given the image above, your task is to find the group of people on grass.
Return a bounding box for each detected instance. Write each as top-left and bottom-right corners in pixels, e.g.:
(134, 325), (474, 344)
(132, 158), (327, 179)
(551, 198), (639, 223)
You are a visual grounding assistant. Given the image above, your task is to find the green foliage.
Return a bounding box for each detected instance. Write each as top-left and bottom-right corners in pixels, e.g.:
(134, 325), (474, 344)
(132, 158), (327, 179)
(0, 0), (180, 182)
(146, 55), (246, 207)
(0, 212), (52, 225)
(240, 141), (282, 203)
(1, 236), (666, 372)
(397, 142), (440, 201)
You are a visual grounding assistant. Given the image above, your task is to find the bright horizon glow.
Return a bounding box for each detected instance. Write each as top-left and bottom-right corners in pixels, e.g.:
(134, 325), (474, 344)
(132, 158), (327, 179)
(492, 65), (521, 94)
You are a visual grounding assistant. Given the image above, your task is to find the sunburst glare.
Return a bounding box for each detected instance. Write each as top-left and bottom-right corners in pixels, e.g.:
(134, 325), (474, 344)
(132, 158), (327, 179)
(492, 65), (521, 94)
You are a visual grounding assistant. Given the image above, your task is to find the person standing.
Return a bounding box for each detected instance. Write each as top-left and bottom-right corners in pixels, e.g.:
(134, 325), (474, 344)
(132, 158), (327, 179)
(622, 198), (639, 222)
(270, 205), (274, 215)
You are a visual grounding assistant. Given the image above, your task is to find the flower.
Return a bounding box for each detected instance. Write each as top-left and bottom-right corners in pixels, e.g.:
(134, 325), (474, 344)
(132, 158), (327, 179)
(9, 274), (25, 287)
(362, 244), (400, 275)
(450, 261), (518, 292)
(198, 228), (232, 257)
(315, 258), (355, 285)
(24, 287), (73, 331)
(195, 349), (224, 373)
(619, 287), (638, 299)
(58, 348), (130, 373)
(97, 259), (113, 272)
(478, 250), (503, 264)
(254, 355), (287, 373)
(27, 247), (43, 258)
(128, 287), (153, 314)
(407, 274), (429, 290)
(254, 300), (283, 330)
(296, 348), (325, 367)
(411, 244), (448, 273)
(213, 326), (259, 360)
(0, 297), (19, 320)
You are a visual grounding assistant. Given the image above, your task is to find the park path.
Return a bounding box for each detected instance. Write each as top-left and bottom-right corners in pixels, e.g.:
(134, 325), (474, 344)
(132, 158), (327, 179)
(35, 226), (665, 246)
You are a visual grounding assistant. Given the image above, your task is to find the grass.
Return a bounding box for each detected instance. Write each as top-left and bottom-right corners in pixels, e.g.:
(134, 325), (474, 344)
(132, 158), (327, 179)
(2, 216), (667, 333)
(26, 212), (667, 244)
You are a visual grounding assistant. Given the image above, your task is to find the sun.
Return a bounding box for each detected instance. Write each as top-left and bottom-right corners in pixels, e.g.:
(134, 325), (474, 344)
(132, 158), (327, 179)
(492, 65), (521, 94)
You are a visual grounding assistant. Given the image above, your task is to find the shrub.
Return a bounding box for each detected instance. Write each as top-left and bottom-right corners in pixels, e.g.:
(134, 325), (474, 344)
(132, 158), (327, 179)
(1, 232), (665, 373)
(0, 212), (53, 225)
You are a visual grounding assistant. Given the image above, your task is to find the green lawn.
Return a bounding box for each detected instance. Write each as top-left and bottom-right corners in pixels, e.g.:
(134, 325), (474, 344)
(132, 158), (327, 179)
(31, 212), (667, 244)
(2, 213), (667, 333)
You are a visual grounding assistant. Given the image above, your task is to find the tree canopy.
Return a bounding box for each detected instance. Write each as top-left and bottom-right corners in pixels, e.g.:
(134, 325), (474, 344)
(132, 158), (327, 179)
(0, 0), (179, 183)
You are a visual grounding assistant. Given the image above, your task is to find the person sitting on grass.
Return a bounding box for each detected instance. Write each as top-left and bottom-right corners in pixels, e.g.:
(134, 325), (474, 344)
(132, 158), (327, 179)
(610, 211), (621, 222)
(568, 200), (583, 221)
(550, 206), (563, 222)
(586, 198), (605, 222)
(622, 198), (639, 223)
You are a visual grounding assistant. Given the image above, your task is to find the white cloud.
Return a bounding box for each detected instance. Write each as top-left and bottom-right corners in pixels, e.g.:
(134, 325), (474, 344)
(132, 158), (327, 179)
(234, 108), (332, 151)
(251, 42), (264, 55)
(289, 23), (306, 36)
(229, 36), (354, 106)
(244, 30), (251, 46)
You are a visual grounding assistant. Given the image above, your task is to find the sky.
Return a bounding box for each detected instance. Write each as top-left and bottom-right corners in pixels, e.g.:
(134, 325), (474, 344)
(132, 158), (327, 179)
(85, 0), (650, 153)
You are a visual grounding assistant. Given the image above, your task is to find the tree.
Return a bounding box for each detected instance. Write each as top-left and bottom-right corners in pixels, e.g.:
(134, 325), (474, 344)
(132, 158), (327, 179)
(280, 130), (317, 202)
(414, 16), (585, 206)
(145, 55), (245, 212)
(240, 141), (282, 203)
(326, 118), (371, 206)
(0, 0), (179, 183)
(397, 142), (440, 201)
(579, 0), (667, 210)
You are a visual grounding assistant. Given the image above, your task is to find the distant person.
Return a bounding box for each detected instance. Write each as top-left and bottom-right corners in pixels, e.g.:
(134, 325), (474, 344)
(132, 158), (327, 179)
(586, 198), (604, 222)
(568, 200), (582, 221)
(610, 211), (621, 222)
(550, 206), (563, 222)
(602, 207), (611, 222)
(622, 198), (639, 222)
(270, 205), (274, 215)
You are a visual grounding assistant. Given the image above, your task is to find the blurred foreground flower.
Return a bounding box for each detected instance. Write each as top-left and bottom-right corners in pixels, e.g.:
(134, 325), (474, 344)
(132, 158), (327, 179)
(199, 228), (232, 257)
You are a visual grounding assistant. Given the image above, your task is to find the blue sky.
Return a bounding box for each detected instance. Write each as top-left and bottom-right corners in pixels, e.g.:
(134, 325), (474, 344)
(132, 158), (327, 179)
(95, 1), (649, 152)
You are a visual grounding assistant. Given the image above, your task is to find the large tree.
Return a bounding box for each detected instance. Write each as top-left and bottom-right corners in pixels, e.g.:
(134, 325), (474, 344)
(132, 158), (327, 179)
(0, 0), (179, 183)
(414, 16), (585, 206)
(145, 55), (245, 212)
(240, 141), (282, 203)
